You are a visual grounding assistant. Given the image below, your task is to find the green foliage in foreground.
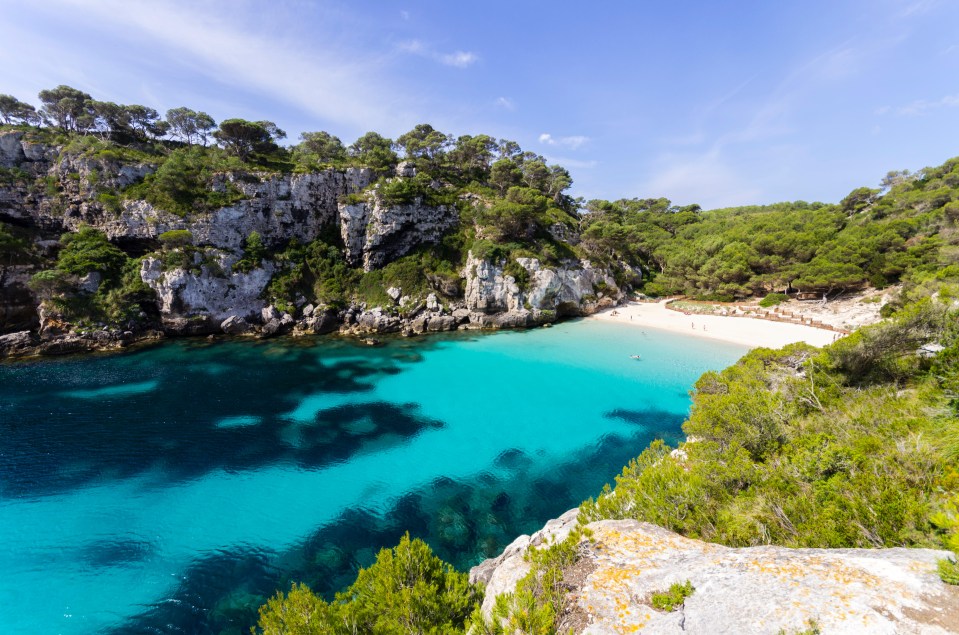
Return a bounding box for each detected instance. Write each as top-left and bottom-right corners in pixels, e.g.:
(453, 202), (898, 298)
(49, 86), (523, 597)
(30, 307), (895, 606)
(650, 580), (695, 612)
(581, 298), (958, 551)
(472, 526), (589, 635)
(254, 534), (481, 635)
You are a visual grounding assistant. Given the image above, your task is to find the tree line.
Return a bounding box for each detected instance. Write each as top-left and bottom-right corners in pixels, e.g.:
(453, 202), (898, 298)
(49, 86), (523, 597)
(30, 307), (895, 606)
(0, 86), (573, 207)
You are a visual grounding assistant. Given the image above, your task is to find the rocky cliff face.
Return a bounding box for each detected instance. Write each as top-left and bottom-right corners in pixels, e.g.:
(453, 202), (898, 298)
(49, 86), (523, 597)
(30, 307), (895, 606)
(462, 251), (621, 327)
(140, 249), (274, 332)
(340, 192), (457, 271)
(0, 129), (624, 355)
(472, 510), (959, 634)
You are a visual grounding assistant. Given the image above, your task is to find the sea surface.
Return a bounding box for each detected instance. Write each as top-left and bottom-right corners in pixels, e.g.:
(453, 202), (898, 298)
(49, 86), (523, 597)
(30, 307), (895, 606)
(0, 319), (746, 634)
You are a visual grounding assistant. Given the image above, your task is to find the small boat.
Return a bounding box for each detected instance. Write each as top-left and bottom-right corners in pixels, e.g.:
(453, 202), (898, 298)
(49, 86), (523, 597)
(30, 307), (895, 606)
(630, 354), (641, 360)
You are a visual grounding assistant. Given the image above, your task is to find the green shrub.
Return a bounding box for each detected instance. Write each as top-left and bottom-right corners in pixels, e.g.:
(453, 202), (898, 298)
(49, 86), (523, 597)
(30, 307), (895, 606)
(254, 534), (480, 635)
(939, 558), (959, 585)
(650, 580), (694, 611)
(96, 190), (122, 214)
(158, 229), (194, 249)
(56, 227), (127, 278)
(504, 259), (530, 291)
(759, 292), (789, 307)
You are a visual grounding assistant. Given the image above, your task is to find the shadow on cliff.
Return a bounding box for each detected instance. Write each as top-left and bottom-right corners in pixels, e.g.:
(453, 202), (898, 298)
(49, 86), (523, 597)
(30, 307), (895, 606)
(0, 335), (472, 497)
(105, 408), (684, 635)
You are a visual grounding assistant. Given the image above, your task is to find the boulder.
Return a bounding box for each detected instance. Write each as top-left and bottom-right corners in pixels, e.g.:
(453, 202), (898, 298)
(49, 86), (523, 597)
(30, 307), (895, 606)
(296, 310), (340, 335)
(220, 315), (251, 335)
(260, 318), (282, 337)
(425, 315), (457, 332)
(261, 305), (281, 323)
(0, 330), (37, 357)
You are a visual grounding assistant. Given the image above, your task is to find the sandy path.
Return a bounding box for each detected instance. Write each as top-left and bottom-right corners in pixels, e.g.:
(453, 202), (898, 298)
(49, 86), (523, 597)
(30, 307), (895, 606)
(588, 300), (840, 349)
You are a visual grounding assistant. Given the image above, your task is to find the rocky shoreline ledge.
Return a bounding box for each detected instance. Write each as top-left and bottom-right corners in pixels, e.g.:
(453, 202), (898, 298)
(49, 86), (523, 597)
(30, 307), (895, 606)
(470, 509), (959, 634)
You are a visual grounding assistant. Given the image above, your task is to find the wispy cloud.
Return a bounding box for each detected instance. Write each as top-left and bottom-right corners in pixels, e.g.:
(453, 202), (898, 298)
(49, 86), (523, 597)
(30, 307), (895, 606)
(538, 133), (589, 149)
(31, 0), (408, 131)
(494, 97), (515, 111)
(544, 156), (597, 169)
(638, 149), (763, 209)
(398, 40), (479, 68)
(879, 93), (959, 116)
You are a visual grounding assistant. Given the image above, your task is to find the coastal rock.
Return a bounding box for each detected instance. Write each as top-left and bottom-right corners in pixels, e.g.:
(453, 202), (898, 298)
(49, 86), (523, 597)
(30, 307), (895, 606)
(425, 314), (457, 332)
(471, 516), (959, 634)
(140, 250), (274, 324)
(0, 330), (37, 356)
(463, 251), (621, 319)
(347, 308), (402, 334)
(295, 309), (340, 335)
(471, 508), (581, 615)
(220, 315), (251, 335)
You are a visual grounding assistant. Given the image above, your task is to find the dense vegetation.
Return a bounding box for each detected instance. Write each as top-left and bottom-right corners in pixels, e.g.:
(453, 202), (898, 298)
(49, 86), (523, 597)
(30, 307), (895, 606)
(1, 86), (584, 323)
(580, 163), (959, 300)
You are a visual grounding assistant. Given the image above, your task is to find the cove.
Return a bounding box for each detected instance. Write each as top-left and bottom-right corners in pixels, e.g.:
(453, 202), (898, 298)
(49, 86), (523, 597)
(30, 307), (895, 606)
(0, 319), (746, 634)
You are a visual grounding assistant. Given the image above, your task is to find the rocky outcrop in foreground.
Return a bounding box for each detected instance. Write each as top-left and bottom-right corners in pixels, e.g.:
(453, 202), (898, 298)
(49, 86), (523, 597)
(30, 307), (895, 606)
(471, 510), (959, 634)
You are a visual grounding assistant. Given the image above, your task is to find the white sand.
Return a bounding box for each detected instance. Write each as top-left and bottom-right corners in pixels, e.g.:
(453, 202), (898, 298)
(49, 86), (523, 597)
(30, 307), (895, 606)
(588, 300), (840, 349)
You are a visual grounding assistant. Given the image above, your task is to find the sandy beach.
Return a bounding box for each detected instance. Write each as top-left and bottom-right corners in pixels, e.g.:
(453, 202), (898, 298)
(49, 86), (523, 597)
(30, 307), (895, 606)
(588, 300), (840, 349)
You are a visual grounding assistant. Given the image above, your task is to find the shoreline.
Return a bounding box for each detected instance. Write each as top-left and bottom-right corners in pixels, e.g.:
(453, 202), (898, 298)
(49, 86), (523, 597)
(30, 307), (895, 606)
(587, 300), (840, 349)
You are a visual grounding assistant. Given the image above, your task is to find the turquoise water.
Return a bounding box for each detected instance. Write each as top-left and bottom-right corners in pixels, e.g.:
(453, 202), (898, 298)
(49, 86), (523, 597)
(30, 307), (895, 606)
(0, 320), (745, 634)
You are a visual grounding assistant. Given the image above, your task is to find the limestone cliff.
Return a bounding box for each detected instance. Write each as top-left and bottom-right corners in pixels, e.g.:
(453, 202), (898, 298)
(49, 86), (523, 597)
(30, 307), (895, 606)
(471, 510), (959, 634)
(463, 251), (621, 328)
(0, 129), (624, 355)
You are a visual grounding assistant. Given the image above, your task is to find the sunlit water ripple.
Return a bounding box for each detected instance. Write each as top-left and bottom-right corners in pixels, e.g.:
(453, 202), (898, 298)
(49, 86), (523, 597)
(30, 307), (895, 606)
(0, 319), (746, 634)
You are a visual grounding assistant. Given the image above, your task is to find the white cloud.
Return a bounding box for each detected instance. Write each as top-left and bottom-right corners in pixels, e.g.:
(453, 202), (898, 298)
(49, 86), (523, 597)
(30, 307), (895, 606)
(494, 97), (515, 110)
(398, 40), (478, 68)
(439, 51), (478, 68)
(885, 94), (959, 116)
(538, 133), (589, 149)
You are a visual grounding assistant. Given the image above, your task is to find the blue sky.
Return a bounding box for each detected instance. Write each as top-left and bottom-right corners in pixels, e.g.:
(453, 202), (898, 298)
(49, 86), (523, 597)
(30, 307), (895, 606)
(2, 0), (958, 208)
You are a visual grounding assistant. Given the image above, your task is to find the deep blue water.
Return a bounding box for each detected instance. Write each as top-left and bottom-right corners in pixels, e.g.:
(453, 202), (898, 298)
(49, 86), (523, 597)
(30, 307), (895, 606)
(0, 319), (745, 634)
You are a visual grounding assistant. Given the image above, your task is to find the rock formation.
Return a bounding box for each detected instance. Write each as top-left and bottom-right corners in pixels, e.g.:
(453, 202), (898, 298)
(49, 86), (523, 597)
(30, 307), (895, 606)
(471, 510), (959, 634)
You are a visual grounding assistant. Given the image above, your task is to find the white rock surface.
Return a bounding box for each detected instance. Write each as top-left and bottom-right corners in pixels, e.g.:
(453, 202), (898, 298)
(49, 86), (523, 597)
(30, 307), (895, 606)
(338, 191), (456, 271)
(471, 516), (959, 634)
(463, 252), (621, 318)
(140, 250), (274, 323)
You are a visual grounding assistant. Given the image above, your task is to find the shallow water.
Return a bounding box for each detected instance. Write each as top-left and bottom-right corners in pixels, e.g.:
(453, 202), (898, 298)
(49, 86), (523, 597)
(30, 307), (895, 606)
(0, 319), (746, 634)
